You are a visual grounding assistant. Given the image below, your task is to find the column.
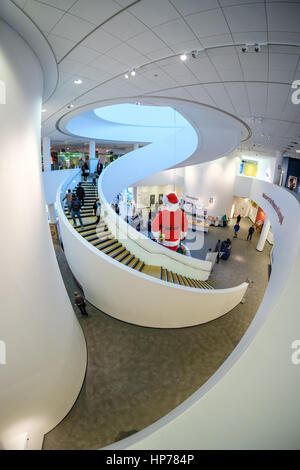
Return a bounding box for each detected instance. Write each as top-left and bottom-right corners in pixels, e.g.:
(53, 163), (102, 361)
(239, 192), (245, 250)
(0, 18), (86, 449)
(274, 151), (283, 185)
(256, 217), (271, 252)
(42, 136), (51, 171)
(89, 139), (98, 174)
(47, 203), (56, 223)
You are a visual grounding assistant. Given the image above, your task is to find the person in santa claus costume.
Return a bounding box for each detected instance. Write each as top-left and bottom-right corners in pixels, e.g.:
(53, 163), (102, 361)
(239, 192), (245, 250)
(151, 193), (189, 252)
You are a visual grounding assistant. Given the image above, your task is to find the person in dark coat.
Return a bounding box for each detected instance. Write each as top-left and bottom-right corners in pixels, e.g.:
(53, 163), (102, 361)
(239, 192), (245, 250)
(76, 182), (85, 207)
(247, 225), (255, 241)
(97, 161), (103, 176)
(237, 214), (241, 224)
(71, 195), (83, 227)
(74, 292), (88, 316)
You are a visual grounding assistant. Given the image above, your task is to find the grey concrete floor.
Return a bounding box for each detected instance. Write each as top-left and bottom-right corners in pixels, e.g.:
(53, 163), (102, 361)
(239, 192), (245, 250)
(43, 217), (271, 450)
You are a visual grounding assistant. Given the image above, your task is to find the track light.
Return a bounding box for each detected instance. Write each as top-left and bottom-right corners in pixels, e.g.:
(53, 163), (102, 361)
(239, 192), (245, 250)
(191, 50), (200, 59)
(254, 43), (261, 53)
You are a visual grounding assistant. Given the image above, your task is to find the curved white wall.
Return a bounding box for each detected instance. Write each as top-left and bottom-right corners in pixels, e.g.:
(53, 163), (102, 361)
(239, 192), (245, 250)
(105, 177), (300, 450)
(0, 20), (86, 450)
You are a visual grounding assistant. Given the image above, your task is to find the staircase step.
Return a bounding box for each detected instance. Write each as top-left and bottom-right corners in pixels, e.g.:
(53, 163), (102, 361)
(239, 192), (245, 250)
(111, 247), (126, 259)
(124, 255), (135, 266)
(103, 243), (122, 255)
(138, 262), (145, 272)
(116, 251), (131, 262)
(96, 239), (116, 250)
(131, 258), (140, 270)
(92, 237), (111, 247)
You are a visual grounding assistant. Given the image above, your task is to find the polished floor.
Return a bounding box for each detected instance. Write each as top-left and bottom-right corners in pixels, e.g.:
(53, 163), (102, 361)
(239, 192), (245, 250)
(43, 217), (271, 450)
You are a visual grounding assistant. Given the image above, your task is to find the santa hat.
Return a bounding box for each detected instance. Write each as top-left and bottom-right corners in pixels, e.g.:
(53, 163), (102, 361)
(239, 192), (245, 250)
(163, 193), (179, 211)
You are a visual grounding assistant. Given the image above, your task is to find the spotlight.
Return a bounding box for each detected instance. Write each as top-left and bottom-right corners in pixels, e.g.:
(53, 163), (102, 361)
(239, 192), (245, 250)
(124, 73), (129, 79)
(74, 79), (83, 85)
(241, 45), (248, 53)
(254, 43), (261, 53)
(180, 53), (187, 61)
(131, 70), (136, 76)
(67, 104), (75, 109)
(42, 109), (47, 113)
(191, 50), (200, 59)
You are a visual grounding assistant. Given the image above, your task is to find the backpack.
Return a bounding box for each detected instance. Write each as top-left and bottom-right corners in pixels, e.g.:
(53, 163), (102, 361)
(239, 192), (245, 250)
(72, 199), (81, 211)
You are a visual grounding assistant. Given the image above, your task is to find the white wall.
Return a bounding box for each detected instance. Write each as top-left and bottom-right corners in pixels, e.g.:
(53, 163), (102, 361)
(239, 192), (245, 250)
(235, 150), (277, 183)
(133, 168), (185, 188)
(42, 169), (78, 205)
(0, 20), (86, 449)
(183, 156), (240, 217)
(110, 177), (300, 450)
(137, 185), (183, 209)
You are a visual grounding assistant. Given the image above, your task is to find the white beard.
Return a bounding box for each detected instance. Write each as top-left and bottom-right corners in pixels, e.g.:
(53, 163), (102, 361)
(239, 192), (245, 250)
(164, 202), (179, 212)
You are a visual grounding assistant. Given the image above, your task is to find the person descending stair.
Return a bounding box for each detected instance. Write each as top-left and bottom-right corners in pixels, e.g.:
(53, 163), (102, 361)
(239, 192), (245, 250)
(76, 182), (85, 207)
(71, 194), (83, 228)
(93, 198), (101, 224)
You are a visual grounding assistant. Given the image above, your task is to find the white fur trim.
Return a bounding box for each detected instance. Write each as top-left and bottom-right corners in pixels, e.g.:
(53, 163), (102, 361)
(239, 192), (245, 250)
(164, 202), (179, 212)
(152, 231), (160, 239)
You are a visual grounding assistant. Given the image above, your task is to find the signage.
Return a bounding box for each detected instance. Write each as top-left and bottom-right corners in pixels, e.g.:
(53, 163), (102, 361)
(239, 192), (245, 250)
(262, 193), (284, 225)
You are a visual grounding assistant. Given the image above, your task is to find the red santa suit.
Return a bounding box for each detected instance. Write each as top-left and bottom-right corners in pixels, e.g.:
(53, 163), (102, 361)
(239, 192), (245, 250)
(152, 193), (189, 251)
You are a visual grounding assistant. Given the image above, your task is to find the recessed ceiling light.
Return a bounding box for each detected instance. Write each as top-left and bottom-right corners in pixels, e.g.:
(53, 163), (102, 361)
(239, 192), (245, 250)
(131, 70), (136, 76)
(180, 53), (187, 61)
(42, 109), (47, 113)
(74, 79), (83, 85)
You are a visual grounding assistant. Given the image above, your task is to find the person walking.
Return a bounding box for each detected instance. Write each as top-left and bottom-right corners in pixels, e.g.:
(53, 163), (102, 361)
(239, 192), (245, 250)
(222, 214), (227, 227)
(97, 160), (103, 176)
(74, 292), (88, 316)
(215, 239), (221, 264)
(147, 215), (152, 238)
(237, 214), (241, 224)
(76, 182), (85, 207)
(93, 198), (101, 224)
(205, 248), (213, 262)
(233, 223), (240, 238)
(82, 161), (89, 181)
(71, 194), (83, 227)
(63, 189), (72, 213)
(247, 224), (255, 241)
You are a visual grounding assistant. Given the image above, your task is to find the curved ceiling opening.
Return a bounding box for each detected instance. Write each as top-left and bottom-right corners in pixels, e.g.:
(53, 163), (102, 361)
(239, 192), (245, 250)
(66, 103), (193, 144)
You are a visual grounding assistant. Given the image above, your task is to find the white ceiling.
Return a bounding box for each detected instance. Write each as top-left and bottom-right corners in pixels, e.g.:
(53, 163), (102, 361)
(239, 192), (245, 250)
(15, 0), (300, 157)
